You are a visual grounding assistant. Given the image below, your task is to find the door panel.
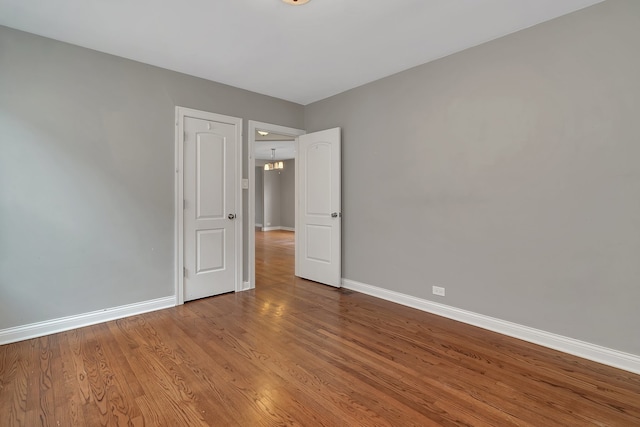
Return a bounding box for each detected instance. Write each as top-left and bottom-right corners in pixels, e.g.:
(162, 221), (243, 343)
(306, 225), (332, 263)
(306, 143), (332, 214)
(296, 128), (341, 287)
(196, 229), (225, 272)
(197, 134), (225, 219)
(184, 116), (237, 301)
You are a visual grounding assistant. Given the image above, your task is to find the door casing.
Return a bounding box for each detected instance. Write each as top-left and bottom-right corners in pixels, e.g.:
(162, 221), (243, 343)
(175, 106), (243, 305)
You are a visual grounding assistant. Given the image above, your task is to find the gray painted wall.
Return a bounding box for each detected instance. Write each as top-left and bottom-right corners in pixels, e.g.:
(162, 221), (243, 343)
(0, 26), (303, 330)
(280, 160), (296, 229)
(305, 0), (640, 355)
(254, 160), (294, 229)
(263, 171), (282, 228)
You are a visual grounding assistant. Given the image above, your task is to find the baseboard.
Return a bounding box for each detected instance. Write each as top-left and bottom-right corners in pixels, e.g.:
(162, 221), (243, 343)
(0, 296), (175, 345)
(261, 226), (295, 232)
(342, 279), (640, 375)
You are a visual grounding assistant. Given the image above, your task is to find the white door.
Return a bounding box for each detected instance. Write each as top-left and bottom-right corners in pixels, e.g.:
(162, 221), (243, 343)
(183, 115), (239, 301)
(296, 128), (341, 287)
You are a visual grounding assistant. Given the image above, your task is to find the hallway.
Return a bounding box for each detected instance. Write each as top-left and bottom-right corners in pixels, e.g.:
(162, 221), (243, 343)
(255, 229), (295, 286)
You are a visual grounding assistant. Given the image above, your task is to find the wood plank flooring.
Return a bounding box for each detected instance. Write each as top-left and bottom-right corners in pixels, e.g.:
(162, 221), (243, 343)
(1, 229), (639, 426)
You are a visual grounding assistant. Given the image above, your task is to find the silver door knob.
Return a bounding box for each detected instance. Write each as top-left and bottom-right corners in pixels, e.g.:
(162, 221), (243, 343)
(228, 214), (236, 220)
(331, 212), (341, 218)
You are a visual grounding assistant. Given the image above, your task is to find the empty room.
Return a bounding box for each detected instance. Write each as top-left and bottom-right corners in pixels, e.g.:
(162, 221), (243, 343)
(1, 0), (639, 425)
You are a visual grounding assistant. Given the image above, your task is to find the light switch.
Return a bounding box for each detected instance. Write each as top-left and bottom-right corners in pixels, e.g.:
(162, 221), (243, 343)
(242, 179), (249, 189)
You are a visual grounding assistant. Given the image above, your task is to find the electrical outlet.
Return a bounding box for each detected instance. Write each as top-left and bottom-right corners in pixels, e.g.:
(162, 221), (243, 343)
(432, 286), (445, 297)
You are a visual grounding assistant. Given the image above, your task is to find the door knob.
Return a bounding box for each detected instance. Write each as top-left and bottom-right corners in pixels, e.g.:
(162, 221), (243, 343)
(331, 212), (342, 218)
(228, 214), (236, 220)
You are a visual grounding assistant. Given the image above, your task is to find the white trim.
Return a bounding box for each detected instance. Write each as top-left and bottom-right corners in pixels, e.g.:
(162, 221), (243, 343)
(175, 107), (243, 304)
(342, 278), (640, 375)
(261, 226), (295, 232)
(248, 121), (305, 290)
(294, 138), (299, 278)
(0, 297), (175, 345)
(175, 108), (184, 305)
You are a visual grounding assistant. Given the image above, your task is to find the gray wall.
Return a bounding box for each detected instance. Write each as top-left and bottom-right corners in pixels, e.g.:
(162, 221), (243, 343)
(280, 160), (296, 229)
(255, 160), (295, 229)
(263, 170), (282, 228)
(0, 26), (303, 330)
(305, 0), (640, 355)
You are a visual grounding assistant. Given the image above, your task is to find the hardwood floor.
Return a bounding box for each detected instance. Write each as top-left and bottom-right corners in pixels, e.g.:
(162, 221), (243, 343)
(255, 230), (296, 287)
(1, 230), (639, 426)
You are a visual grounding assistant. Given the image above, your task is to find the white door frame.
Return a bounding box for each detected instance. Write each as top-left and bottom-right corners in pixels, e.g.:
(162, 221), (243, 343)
(247, 120), (305, 290)
(175, 106), (243, 305)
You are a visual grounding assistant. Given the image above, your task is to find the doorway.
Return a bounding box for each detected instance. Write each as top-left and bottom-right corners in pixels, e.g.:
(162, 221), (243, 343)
(247, 121), (305, 289)
(255, 229), (296, 286)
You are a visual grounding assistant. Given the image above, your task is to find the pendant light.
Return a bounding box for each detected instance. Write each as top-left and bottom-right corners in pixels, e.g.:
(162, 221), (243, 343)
(264, 148), (284, 171)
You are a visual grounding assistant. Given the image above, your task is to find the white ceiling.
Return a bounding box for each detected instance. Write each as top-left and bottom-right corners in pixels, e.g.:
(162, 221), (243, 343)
(255, 142), (296, 161)
(255, 131), (296, 160)
(255, 132), (296, 142)
(0, 0), (604, 105)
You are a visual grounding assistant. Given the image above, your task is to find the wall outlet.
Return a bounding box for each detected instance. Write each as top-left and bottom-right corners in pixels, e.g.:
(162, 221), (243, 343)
(432, 286), (445, 297)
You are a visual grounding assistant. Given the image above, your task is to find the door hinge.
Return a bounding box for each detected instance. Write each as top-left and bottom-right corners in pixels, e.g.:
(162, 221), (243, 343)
(183, 267), (187, 277)
(183, 199), (186, 210)
(184, 131), (187, 141)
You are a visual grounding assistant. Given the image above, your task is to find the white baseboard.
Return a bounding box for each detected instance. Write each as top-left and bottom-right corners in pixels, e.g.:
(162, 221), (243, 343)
(0, 296), (175, 345)
(261, 226), (295, 232)
(255, 223), (263, 228)
(342, 279), (640, 375)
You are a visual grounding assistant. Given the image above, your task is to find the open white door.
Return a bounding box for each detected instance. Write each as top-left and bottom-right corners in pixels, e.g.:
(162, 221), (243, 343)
(296, 128), (341, 287)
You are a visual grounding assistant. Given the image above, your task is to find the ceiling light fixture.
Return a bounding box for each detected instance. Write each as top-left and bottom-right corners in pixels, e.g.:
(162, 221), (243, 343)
(264, 148), (284, 171)
(282, 0), (311, 5)
(257, 130), (269, 136)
